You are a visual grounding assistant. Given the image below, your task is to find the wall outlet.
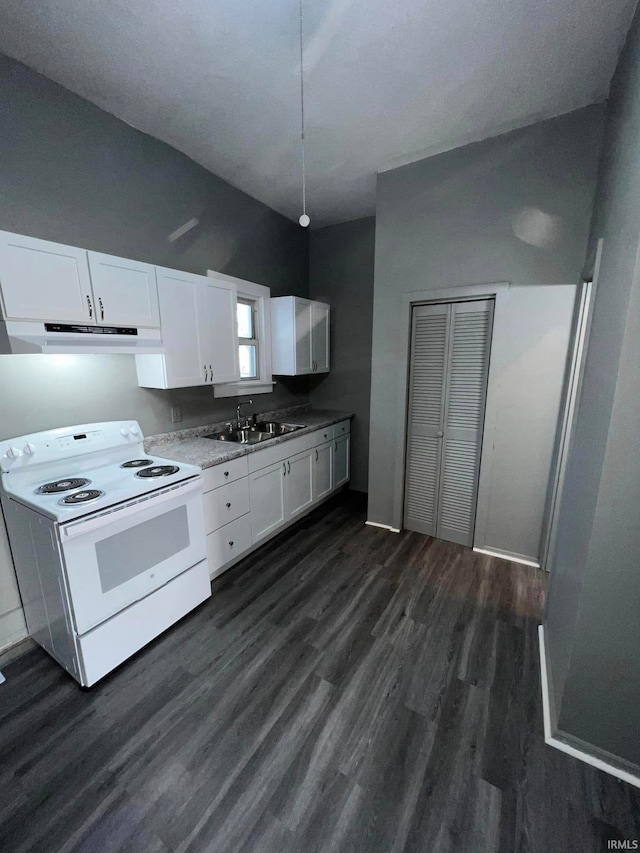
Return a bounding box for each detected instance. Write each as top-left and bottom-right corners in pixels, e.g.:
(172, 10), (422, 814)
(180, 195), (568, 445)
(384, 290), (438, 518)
(171, 406), (182, 424)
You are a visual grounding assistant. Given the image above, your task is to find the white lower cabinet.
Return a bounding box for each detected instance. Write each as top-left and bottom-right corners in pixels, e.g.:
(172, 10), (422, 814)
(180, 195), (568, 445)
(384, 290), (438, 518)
(334, 434), (350, 488)
(203, 420), (351, 580)
(313, 442), (333, 501)
(286, 448), (315, 519)
(249, 461), (287, 543)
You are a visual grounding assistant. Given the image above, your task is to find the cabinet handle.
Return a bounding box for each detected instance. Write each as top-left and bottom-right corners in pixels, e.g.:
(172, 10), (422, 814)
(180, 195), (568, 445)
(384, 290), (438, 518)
(86, 295), (93, 318)
(287, 460), (291, 474)
(229, 540), (234, 547)
(316, 449), (318, 461)
(204, 365), (208, 383)
(209, 364), (213, 383)
(283, 462), (286, 477)
(98, 296), (104, 321)
(224, 471), (229, 477)
(226, 502), (231, 508)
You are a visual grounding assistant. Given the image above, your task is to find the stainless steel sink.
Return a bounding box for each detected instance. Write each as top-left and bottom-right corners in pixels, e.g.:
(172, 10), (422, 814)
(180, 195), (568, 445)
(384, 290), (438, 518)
(252, 421), (304, 436)
(204, 428), (270, 444)
(204, 421), (304, 444)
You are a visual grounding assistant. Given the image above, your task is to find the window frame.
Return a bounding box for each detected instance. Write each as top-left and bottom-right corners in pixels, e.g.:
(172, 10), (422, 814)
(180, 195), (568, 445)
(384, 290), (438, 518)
(237, 297), (259, 381)
(208, 273), (275, 398)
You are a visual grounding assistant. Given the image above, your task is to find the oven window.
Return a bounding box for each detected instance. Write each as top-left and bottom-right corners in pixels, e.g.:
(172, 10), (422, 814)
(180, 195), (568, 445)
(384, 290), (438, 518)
(96, 506), (190, 593)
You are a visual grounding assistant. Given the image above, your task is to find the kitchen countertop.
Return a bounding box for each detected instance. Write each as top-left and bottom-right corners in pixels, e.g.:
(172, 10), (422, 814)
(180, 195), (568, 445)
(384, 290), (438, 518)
(145, 405), (354, 470)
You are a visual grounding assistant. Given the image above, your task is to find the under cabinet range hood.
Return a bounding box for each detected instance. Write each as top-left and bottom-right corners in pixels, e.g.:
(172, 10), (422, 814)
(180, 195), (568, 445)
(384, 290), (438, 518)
(0, 319), (164, 354)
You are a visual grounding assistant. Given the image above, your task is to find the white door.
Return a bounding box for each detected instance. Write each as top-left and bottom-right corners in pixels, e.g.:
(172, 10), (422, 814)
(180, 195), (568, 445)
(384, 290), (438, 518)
(249, 460), (286, 543)
(200, 278), (240, 384)
(333, 435), (350, 489)
(311, 302), (330, 373)
(87, 251), (160, 328)
(313, 442), (333, 501)
(285, 448), (315, 519)
(0, 230), (94, 323)
(403, 304), (449, 536)
(294, 298), (313, 374)
(155, 268), (207, 387)
(403, 300), (493, 546)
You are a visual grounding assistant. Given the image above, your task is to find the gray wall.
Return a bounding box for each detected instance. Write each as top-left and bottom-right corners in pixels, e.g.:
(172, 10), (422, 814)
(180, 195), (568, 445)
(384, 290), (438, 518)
(0, 53), (309, 650)
(544, 7), (640, 767)
(309, 218), (376, 493)
(368, 105), (605, 530)
(474, 285), (576, 563)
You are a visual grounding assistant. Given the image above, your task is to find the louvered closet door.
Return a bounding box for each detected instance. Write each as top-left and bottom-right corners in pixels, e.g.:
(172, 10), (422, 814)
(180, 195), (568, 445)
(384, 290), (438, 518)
(403, 304), (449, 536)
(404, 299), (493, 546)
(437, 300), (493, 545)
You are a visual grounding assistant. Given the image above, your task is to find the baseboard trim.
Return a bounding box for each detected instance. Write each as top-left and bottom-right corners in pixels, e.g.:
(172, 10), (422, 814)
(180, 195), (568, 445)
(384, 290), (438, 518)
(538, 625), (640, 790)
(0, 636), (35, 668)
(365, 521), (401, 533)
(473, 546), (540, 568)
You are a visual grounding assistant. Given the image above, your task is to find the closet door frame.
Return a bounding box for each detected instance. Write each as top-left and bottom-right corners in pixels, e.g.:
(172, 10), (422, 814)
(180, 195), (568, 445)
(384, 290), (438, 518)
(391, 283), (510, 535)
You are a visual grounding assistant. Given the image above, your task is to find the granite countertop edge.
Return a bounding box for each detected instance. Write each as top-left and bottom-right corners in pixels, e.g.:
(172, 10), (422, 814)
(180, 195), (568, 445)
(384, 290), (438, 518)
(144, 406), (354, 470)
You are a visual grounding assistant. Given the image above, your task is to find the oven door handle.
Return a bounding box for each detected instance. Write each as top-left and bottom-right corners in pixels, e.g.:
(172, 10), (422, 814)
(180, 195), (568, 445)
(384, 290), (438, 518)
(60, 476), (202, 540)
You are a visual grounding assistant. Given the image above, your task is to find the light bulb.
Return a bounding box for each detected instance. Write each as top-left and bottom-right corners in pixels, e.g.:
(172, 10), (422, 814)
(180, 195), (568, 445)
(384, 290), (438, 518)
(299, 214), (310, 228)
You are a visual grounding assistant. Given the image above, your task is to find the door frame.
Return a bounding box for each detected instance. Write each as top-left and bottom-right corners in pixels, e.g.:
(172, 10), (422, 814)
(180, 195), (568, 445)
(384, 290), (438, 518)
(391, 282), (510, 535)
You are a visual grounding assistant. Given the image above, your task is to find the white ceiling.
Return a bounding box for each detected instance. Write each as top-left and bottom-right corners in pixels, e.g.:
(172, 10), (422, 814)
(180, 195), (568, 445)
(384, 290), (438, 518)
(0, 0), (636, 227)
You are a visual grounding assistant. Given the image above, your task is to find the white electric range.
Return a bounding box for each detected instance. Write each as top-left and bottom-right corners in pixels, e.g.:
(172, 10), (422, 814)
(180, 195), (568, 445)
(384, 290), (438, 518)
(0, 421), (211, 686)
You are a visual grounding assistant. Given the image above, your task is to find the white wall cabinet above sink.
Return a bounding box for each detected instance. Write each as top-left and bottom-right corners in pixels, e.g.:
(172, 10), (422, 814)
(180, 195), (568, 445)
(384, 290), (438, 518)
(135, 268), (240, 389)
(270, 296), (330, 375)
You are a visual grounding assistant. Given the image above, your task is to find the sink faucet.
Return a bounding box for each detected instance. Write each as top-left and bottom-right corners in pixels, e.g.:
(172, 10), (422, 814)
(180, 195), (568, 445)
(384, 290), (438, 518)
(236, 399), (254, 428)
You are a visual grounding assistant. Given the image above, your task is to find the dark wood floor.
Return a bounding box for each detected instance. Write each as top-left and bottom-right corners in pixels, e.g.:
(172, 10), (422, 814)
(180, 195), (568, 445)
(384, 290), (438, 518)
(1, 493), (639, 852)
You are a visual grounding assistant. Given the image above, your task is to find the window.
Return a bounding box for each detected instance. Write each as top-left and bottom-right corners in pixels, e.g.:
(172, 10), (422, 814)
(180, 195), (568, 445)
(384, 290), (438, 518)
(208, 272), (274, 398)
(237, 298), (258, 380)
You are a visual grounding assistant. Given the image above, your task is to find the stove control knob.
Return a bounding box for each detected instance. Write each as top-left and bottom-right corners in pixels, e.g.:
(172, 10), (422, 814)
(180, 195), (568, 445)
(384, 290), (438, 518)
(23, 442), (36, 456)
(5, 446), (22, 460)
(120, 427), (130, 437)
(130, 425), (140, 436)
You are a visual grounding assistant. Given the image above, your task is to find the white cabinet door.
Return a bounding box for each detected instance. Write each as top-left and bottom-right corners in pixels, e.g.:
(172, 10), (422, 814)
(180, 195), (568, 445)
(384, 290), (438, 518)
(0, 230), (93, 323)
(313, 441), (333, 502)
(311, 302), (330, 373)
(249, 460), (287, 543)
(286, 448), (314, 520)
(87, 251), (159, 328)
(199, 278), (240, 384)
(334, 434), (350, 489)
(294, 298), (313, 374)
(157, 268), (207, 387)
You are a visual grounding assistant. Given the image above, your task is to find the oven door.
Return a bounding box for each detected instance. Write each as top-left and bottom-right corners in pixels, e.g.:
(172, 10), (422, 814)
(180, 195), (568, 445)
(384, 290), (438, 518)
(59, 477), (207, 635)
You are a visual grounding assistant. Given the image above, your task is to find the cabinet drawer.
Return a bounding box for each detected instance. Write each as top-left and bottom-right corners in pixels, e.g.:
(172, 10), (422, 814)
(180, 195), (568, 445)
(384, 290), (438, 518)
(333, 419), (350, 438)
(207, 514), (252, 578)
(203, 477), (250, 533)
(201, 455), (248, 492)
(314, 425), (334, 446)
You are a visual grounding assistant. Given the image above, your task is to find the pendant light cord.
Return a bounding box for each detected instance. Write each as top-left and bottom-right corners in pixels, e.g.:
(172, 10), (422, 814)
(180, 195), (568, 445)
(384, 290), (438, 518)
(299, 0), (306, 218)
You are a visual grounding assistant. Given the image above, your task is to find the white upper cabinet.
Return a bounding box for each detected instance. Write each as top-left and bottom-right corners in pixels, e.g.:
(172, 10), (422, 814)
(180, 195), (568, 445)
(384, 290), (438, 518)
(270, 296), (330, 375)
(312, 301), (330, 373)
(0, 230), (93, 323)
(87, 252), (159, 328)
(136, 269), (240, 389)
(199, 274), (240, 384)
(136, 268), (206, 389)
